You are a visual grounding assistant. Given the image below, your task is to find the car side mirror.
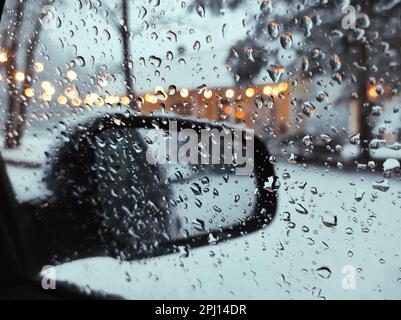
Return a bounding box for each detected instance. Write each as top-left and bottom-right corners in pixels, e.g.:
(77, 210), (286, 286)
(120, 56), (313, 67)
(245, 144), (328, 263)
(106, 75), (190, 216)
(31, 114), (277, 266)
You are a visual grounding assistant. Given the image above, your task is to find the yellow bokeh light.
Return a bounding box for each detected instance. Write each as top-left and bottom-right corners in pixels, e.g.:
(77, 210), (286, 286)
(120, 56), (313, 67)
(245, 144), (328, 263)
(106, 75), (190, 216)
(98, 78), (108, 87)
(245, 88), (255, 98)
(272, 87), (280, 95)
(46, 86), (55, 95)
(84, 93), (99, 106)
(225, 89), (235, 99)
(57, 95), (68, 105)
(121, 96), (130, 105)
(71, 98), (82, 107)
(41, 81), (52, 90)
(204, 89), (213, 99)
(95, 97), (105, 106)
(236, 110), (245, 119)
(34, 62), (44, 72)
(15, 71), (25, 82)
(105, 95), (119, 104)
(367, 85), (379, 99)
(66, 70), (77, 80)
(40, 93), (52, 102)
(263, 86), (273, 95)
(278, 82), (288, 92)
(0, 50), (8, 63)
(145, 93), (158, 104)
(180, 88), (189, 98)
(65, 86), (78, 99)
(24, 87), (35, 98)
(104, 95), (113, 104)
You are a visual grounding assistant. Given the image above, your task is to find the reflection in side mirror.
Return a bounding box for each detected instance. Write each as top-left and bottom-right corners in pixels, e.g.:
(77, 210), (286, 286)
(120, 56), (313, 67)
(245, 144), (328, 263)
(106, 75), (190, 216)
(40, 115), (277, 263)
(94, 126), (257, 243)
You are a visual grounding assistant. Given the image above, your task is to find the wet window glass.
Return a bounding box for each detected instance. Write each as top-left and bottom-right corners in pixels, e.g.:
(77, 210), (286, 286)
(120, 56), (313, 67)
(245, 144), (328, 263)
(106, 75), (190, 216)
(0, 0), (401, 299)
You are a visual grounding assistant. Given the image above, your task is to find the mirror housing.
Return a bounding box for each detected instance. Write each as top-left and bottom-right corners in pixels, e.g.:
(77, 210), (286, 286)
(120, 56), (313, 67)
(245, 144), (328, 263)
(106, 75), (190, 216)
(27, 114), (277, 268)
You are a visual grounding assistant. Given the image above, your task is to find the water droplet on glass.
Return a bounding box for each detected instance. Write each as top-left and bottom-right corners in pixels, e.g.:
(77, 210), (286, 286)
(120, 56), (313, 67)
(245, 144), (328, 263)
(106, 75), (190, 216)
(302, 102), (316, 117)
(268, 22), (280, 38)
(280, 33), (293, 50)
(316, 267), (332, 279)
(196, 4), (205, 18)
(267, 65), (284, 82)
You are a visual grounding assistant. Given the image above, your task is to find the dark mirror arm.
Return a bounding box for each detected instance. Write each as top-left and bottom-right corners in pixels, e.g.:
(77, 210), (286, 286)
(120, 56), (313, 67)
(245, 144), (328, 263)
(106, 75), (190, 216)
(0, 154), (29, 288)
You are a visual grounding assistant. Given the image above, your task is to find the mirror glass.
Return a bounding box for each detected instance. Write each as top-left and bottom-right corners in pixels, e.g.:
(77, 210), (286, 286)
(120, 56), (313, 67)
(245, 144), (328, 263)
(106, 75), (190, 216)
(93, 127), (257, 245)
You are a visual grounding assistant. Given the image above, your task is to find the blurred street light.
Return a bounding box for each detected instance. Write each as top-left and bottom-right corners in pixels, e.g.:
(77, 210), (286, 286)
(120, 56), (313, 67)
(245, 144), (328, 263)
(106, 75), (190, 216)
(225, 89), (235, 99)
(0, 50), (8, 63)
(180, 88), (189, 98)
(15, 71), (25, 82)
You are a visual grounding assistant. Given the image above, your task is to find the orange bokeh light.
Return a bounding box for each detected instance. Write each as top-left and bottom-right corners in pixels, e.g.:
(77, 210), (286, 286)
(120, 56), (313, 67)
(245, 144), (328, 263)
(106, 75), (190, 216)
(223, 106), (234, 115)
(367, 85), (379, 99)
(236, 110), (245, 119)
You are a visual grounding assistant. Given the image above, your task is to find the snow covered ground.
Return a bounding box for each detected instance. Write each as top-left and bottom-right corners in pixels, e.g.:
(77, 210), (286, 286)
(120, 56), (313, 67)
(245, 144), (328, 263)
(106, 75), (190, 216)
(0, 133), (52, 202)
(51, 162), (401, 300)
(2, 134), (401, 299)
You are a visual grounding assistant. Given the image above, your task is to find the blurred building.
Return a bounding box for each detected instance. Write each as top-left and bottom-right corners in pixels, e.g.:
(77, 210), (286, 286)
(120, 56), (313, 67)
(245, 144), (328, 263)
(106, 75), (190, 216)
(139, 82), (291, 132)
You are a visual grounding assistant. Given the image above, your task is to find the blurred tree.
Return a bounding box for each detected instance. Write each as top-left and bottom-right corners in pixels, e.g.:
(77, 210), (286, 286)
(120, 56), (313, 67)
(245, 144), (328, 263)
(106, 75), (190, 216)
(194, 0), (401, 163)
(2, 1), (49, 149)
(288, 0), (401, 163)
(3, 1), (28, 149)
(121, 0), (135, 107)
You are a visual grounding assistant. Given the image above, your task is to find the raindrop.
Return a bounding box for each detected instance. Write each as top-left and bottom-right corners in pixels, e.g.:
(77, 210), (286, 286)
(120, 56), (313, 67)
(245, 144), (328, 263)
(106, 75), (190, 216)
(354, 190), (365, 202)
(168, 85), (176, 95)
(260, 0), (273, 13)
(295, 203), (308, 215)
(167, 30), (177, 42)
(149, 55), (162, 68)
(301, 16), (313, 36)
(372, 179), (390, 192)
(193, 40), (201, 51)
(166, 51), (174, 61)
(222, 23), (228, 38)
(192, 219), (205, 232)
(268, 22), (280, 38)
(322, 214), (337, 228)
(280, 33), (293, 50)
(302, 56), (309, 72)
(74, 56), (86, 67)
(246, 48), (255, 62)
(196, 4), (205, 18)
(302, 102), (316, 117)
(320, 133), (332, 144)
(302, 135), (312, 145)
(190, 183), (202, 196)
(383, 159), (400, 177)
(316, 267), (332, 279)
(267, 65), (284, 82)
(316, 91), (329, 103)
(330, 54), (342, 72)
(349, 133), (361, 145)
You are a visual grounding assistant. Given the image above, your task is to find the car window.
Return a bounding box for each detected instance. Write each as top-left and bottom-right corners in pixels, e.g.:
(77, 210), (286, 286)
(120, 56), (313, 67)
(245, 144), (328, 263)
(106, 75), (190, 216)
(0, 0), (401, 299)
